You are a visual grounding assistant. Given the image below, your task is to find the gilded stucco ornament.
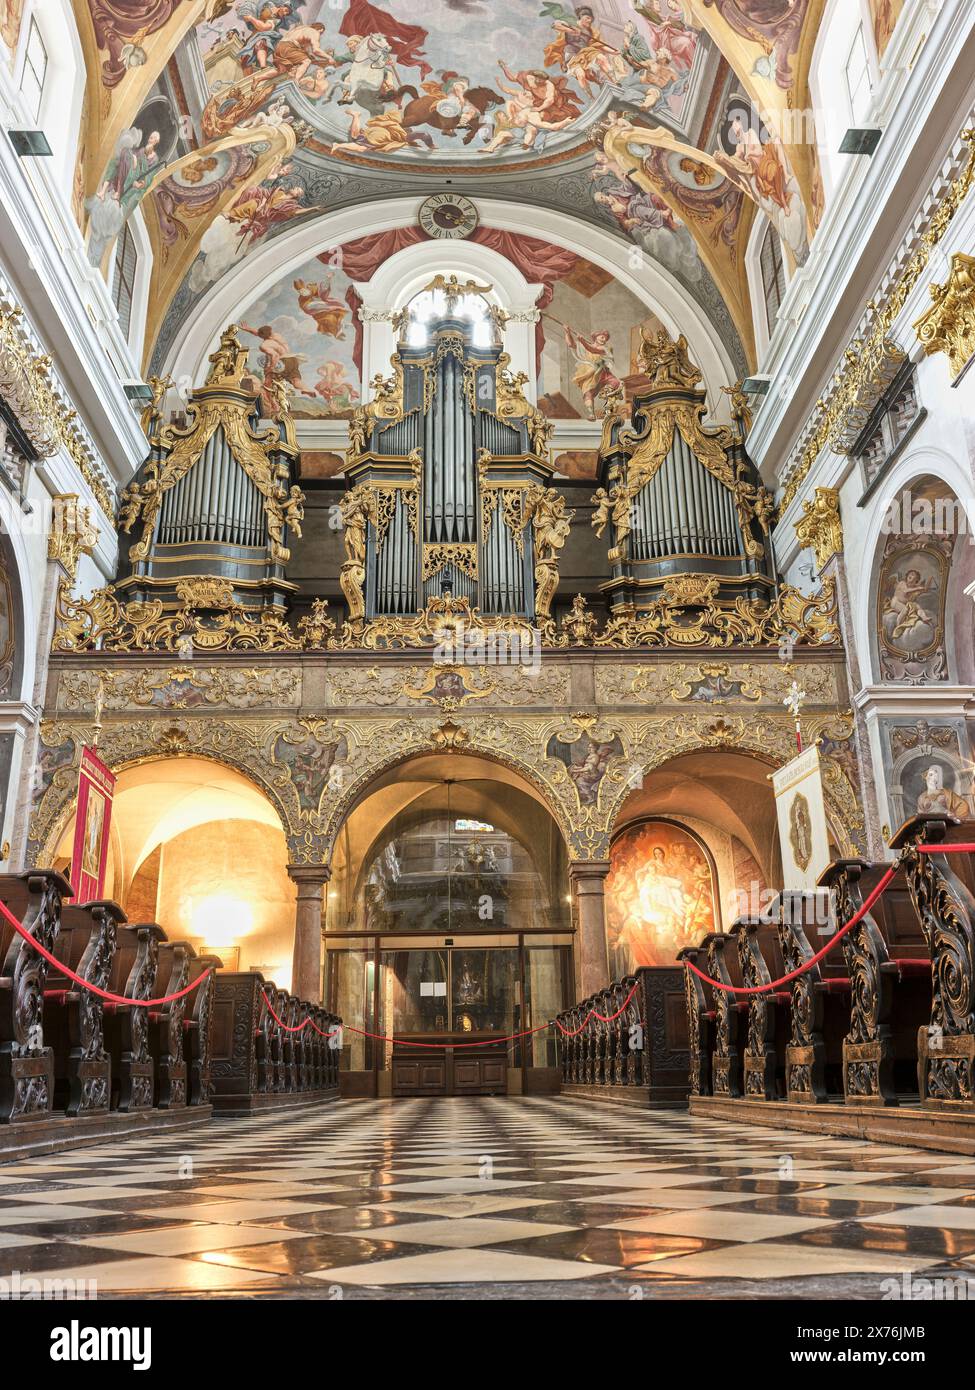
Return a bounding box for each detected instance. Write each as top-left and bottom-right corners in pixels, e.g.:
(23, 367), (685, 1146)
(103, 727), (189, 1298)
(914, 252), (975, 379)
(52, 576), (325, 655)
(346, 356), (406, 463)
(781, 127), (975, 508)
(123, 326), (303, 567)
(57, 666), (300, 712)
(587, 574), (840, 649)
(53, 568), (839, 653)
(525, 485), (573, 619)
(0, 299), (114, 517)
(28, 703), (862, 869)
(493, 353), (553, 457)
(47, 495), (98, 579)
(795, 486), (844, 570)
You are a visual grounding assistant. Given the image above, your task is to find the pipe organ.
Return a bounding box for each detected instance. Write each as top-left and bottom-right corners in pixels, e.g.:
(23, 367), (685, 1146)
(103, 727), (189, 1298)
(343, 279), (570, 627)
(594, 329), (776, 614)
(116, 326), (303, 612)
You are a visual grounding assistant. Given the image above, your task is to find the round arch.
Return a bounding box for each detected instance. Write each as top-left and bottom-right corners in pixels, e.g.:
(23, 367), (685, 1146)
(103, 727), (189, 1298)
(322, 744), (575, 866)
(604, 737), (861, 864)
(34, 745), (295, 874)
(158, 196), (739, 412)
(334, 763), (569, 925)
(356, 238), (543, 388)
(856, 448), (975, 684)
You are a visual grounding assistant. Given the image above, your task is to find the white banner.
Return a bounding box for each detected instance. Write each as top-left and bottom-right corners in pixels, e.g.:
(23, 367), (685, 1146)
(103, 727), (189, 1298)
(772, 744), (831, 890)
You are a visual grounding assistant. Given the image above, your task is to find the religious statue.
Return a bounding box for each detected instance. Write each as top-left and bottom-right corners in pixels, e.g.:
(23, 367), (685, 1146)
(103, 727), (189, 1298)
(721, 381), (753, 439)
(283, 484), (305, 536)
(591, 486), (611, 539)
(527, 486), (574, 619)
(118, 481), (145, 534)
(592, 479), (632, 561)
(140, 373), (173, 435)
(639, 326), (702, 389)
(339, 485), (371, 623)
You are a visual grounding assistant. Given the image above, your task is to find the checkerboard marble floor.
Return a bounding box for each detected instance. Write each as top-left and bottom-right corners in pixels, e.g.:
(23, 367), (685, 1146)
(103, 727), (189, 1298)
(2, 1098), (975, 1299)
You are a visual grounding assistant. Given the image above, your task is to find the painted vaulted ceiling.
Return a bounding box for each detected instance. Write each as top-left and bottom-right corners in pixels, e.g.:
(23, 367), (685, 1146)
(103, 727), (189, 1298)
(72, 0), (830, 385)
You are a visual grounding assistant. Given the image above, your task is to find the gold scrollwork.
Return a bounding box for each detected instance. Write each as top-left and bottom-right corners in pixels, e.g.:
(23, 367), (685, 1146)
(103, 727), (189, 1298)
(585, 574), (840, 649)
(422, 543), (478, 581)
(47, 494), (98, 579)
(781, 127), (975, 509)
(0, 300), (115, 517)
(914, 252), (975, 379)
(795, 486), (844, 570)
(124, 326), (303, 566)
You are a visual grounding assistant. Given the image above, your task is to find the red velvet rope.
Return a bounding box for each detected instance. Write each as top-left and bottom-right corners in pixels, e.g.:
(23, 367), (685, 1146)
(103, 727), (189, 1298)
(685, 841), (975, 996)
(261, 981), (640, 1048)
(553, 980), (641, 1036)
(3, 842), (968, 1023)
(0, 899), (210, 1008)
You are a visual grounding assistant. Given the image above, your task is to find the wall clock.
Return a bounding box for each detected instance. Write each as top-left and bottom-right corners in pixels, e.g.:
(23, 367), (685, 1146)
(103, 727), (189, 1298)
(418, 193), (479, 240)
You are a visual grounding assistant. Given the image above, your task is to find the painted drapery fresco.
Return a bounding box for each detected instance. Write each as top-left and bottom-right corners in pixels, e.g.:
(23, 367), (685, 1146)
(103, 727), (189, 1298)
(605, 820), (716, 972)
(229, 234), (661, 426)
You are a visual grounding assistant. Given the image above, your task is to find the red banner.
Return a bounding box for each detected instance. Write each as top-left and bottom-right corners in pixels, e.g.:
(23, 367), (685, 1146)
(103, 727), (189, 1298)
(70, 746), (115, 903)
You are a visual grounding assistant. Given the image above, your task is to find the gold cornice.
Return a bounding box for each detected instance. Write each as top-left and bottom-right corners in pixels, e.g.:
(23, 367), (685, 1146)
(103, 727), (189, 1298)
(0, 301), (115, 518)
(47, 494), (98, 580)
(781, 127), (975, 510)
(795, 486), (843, 570)
(914, 252), (975, 379)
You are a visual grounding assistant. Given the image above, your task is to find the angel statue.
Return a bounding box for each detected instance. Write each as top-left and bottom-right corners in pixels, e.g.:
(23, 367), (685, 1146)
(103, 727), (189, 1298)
(591, 481), (630, 559)
(338, 485), (371, 623)
(528, 486), (574, 619)
(591, 486), (612, 539)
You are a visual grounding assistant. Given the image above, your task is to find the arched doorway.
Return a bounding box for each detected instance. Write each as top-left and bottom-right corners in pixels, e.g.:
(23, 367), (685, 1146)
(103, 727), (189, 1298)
(51, 756), (296, 986)
(606, 749), (785, 975)
(325, 753), (572, 1097)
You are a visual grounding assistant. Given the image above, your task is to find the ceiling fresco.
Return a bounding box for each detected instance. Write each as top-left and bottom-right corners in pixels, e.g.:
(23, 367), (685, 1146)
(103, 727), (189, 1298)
(72, 0), (827, 389)
(193, 0), (704, 163)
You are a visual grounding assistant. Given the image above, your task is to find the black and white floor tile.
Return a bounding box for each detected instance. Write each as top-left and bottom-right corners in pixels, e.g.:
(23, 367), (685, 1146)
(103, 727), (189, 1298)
(1, 1098), (973, 1298)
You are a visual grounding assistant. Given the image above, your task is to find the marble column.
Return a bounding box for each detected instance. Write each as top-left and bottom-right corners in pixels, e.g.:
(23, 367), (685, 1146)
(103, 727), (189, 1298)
(569, 860), (611, 999)
(288, 865), (329, 1003)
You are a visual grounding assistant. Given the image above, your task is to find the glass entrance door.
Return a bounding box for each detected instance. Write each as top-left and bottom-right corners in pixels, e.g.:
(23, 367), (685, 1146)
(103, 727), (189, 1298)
(324, 777), (573, 1093)
(379, 940), (521, 1041)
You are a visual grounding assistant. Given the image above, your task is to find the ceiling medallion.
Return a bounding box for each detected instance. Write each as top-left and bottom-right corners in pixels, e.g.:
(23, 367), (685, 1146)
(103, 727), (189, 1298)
(418, 193), (479, 240)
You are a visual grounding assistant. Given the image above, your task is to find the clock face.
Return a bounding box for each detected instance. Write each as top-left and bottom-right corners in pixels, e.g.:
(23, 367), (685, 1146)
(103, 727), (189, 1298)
(418, 194), (479, 240)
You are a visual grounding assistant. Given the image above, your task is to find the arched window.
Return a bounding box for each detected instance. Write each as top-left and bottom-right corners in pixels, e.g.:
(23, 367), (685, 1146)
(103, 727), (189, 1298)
(844, 23), (874, 125)
(18, 15), (47, 123)
(403, 284), (493, 349)
(759, 223), (786, 336)
(111, 223), (139, 342)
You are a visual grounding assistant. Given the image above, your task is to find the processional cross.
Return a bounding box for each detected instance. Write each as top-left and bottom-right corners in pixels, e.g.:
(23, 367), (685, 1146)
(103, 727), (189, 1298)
(783, 679), (806, 754)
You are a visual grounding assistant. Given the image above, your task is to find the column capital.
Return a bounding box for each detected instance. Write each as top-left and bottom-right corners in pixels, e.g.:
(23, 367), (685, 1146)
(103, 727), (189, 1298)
(568, 859), (611, 883)
(287, 863), (331, 888)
